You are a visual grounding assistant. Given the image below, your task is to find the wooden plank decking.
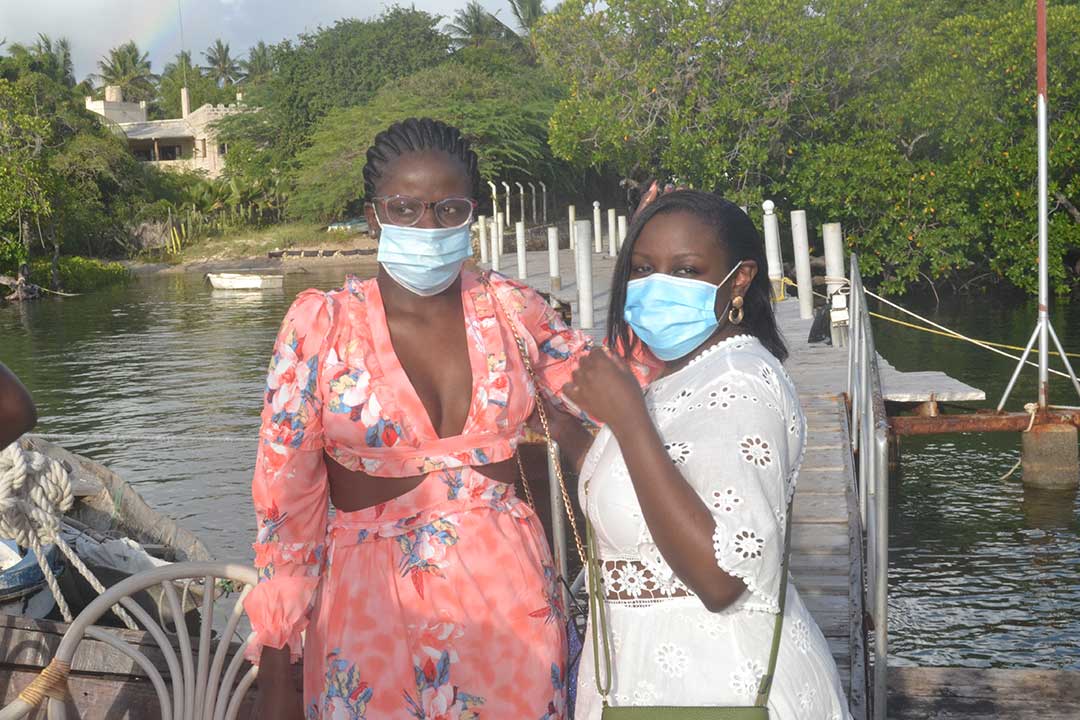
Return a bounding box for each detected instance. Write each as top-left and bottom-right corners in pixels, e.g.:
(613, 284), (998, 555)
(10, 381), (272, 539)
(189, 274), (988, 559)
(888, 667), (1080, 720)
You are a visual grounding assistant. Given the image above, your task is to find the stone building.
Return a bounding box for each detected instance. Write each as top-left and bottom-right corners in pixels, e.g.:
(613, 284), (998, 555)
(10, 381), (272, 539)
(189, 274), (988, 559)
(85, 85), (247, 178)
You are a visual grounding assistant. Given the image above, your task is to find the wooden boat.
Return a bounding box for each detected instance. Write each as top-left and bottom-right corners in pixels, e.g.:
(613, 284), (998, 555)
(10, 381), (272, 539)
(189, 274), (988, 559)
(0, 438), (251, 715)
(206, 272), (284, 290)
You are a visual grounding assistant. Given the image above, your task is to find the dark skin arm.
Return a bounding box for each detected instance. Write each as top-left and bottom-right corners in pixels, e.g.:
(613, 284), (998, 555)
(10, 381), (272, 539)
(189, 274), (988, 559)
(563, 349), (746, 613)
(0, 363), (36, 447)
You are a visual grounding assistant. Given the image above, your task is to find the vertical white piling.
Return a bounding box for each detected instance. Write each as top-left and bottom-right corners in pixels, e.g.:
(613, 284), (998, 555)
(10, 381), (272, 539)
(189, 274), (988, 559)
(762, 200), (784, 300)
(607, 208), (617, 257)
(575, 219), (594, 329)
(515, 221), (527, 280)
(502, 182), (511, 226)
(487, 181), (498, 226)
(823, 222), (845, 347)
(548, 226), (561, 291)
(568, 205), (577, 250)
(478, 215), (488, 264)
(528, 182), (537, 224)
(617, 215), (627, 250)
(516, 182), (525, 226)
(791, 210), (814, 320)
(540, 182), (548, 224)
(490, 215), (501, 273)
(592, 201), (603, 253)
(823, 222), (845, 299)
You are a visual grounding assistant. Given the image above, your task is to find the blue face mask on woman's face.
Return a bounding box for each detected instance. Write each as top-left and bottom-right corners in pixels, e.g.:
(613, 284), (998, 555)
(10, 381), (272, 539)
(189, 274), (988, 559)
(623, 261), (743, 361)
(376, 222), (473, 296)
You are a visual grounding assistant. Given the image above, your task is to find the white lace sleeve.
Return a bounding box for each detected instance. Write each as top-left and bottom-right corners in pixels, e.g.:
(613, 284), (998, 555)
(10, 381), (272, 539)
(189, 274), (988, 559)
(638, 363), (798, 613)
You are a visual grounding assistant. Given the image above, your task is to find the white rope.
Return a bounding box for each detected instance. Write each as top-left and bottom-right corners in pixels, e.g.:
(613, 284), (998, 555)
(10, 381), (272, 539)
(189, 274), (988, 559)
(0, 442), (138, 629)
(999, 403), (1039, 481)
(864, 288), (1075, 381)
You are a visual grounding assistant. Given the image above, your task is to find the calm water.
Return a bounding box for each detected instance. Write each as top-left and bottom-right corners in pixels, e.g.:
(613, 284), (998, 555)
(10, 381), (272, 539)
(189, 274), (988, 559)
(1, 269), (1078, 669)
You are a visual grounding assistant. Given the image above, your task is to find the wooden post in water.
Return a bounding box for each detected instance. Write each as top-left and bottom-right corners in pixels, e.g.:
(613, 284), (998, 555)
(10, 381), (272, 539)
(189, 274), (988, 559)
(568, 205), (576, 250)
(762, 200), (784, 300)
(791, 210), (813, 320)
(618, 215), (627, 250)
(491, 215), (502, 273)
(515, 221), (527, 280)
(477, 215), (488, 264)
(592, 201), (603, 253)
(607, 208), (617, 257)
(575, 220), (594, 329)
(548, 226), (561, 291)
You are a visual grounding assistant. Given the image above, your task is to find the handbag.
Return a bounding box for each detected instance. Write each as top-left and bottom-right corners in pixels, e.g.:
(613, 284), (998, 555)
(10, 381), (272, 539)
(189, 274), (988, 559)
(585, 450), (795, 718)
(479, 273), (592, 705)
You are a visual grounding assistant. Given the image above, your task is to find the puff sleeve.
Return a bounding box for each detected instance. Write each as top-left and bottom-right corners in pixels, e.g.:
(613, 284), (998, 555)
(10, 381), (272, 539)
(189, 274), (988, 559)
(243, 290), (331, 662)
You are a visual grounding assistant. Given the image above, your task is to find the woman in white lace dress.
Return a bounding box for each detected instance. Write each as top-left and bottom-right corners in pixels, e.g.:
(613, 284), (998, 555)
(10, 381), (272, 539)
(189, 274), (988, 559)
(554, 191), (851, 719)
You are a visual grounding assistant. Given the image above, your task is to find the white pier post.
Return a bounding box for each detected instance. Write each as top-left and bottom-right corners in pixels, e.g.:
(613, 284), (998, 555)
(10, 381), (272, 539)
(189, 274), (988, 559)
(516, 182), (525, 226)
(487, 181), (498, 225)
(491, 215), (502, 273)
(823, 222), (845, 347)
(617, 215), (627, 250)
(528, 182), (537, 224)
(762, 200), (784, 300)
(515, 221), (527, 279)
(607, 208), (617, 257)
(502, 181), (511, 226)
(575, 219), (594, 329)
(478, 215), (488, 264)
(791, 210), (813, 320)
(548, 226), (561, 291)
(568, 205), (577, 250)
(539, 182), (548, 224)
(592, 201), (603, 253)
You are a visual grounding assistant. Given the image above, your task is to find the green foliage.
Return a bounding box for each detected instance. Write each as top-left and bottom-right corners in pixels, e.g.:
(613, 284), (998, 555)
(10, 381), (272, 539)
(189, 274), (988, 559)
(289, 59), (562, 222)
(27, 256), (130, 292)
(446, 1), (517, 48)
(538, 0), (1080, 294)
(155, 51), (234, 119)
(203, 39), (242, 87)
(216, 7), (451, 185)
(95, 41), (157, 101)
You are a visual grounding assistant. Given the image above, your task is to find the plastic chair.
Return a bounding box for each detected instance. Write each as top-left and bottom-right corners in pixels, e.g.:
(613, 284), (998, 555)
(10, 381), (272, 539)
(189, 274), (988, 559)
(0, 561), (259, 720)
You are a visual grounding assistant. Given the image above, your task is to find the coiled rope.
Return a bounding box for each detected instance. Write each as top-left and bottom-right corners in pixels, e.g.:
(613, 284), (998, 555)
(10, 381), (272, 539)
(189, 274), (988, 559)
(0, 441), (138, 630)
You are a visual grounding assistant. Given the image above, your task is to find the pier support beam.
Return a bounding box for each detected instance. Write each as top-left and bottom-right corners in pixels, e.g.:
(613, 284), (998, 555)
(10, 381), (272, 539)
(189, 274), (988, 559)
(1022, 424), (1079, 490)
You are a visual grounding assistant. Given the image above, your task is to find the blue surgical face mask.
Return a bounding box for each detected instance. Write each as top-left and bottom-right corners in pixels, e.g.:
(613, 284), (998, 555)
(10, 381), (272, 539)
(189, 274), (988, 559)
(376, 221), (473, 296)
(623, 261), (743, 361)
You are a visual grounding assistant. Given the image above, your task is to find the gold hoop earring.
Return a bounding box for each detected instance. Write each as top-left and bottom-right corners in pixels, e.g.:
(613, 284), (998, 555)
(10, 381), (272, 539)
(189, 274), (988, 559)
(728, 295), (744, 325)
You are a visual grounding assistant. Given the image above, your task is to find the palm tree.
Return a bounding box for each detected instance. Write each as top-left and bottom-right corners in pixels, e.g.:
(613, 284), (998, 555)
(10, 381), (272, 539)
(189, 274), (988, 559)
(203, 39), (241, 87)
(509, 0), (546, 35)
(241, 41), (273, 84)
(446, 1), (513, 48)
(95, 41), (157, 101)
(33, 34), (75, 87)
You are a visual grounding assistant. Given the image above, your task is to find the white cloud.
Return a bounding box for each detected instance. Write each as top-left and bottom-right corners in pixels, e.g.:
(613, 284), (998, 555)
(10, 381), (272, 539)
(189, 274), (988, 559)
(1, 0), (509, 82)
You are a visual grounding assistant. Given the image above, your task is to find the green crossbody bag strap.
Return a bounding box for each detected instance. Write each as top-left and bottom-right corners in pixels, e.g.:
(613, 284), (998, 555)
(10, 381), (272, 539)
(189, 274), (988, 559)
(588, 493), (796, 711)
(753, 494), (795, 708)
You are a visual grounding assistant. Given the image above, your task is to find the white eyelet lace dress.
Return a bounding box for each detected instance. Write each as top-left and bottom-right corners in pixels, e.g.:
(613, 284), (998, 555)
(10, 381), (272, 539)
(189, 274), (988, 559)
(575, 335), (851, 720)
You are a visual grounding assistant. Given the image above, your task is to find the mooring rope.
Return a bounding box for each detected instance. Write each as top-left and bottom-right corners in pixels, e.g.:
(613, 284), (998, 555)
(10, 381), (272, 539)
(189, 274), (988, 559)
(0, 441), (138, 630)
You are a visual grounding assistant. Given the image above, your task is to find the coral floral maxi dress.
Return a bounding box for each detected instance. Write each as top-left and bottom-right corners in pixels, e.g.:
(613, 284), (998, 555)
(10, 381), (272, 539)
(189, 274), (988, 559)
(244, 271), (628, 719)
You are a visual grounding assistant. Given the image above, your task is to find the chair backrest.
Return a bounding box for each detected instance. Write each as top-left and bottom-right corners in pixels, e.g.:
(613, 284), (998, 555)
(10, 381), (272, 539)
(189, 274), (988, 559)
(47, 561), (260, 720)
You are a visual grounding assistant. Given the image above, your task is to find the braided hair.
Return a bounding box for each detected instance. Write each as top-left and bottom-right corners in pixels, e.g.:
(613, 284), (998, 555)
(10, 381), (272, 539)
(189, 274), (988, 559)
(362, 118), (482, 201)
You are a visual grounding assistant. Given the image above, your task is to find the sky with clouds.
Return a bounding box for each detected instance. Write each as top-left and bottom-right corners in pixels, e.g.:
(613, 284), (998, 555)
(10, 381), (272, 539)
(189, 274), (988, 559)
(1, 0), (513, 82)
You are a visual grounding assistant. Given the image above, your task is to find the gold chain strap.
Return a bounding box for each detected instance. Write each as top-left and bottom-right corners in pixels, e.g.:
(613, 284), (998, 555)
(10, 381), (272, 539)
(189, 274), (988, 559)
(480, 273), (588, 566)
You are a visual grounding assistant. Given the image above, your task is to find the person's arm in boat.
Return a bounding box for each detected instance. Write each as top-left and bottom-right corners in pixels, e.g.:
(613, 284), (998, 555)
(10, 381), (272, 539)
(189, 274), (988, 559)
(0, 362), (36, 447)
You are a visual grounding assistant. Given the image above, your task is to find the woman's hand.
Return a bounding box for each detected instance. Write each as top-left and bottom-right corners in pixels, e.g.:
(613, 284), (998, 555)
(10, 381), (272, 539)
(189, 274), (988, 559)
(562, 348), (648, 435)
(251, 647), (304, 719)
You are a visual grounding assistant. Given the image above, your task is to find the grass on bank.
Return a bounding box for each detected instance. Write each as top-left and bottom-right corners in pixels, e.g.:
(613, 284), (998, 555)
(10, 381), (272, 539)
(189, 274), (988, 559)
(170, 222), (374, 263)
(27, 257), (131, 294)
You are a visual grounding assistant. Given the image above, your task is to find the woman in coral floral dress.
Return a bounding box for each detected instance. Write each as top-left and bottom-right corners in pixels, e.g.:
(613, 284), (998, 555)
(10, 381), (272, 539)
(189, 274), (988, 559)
(244, 119), (648, 720)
